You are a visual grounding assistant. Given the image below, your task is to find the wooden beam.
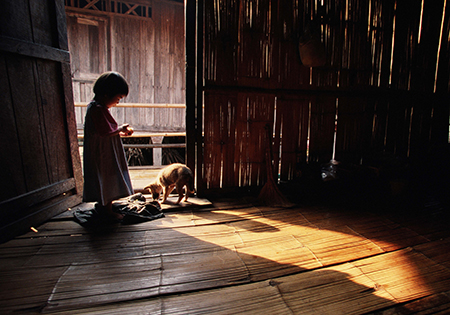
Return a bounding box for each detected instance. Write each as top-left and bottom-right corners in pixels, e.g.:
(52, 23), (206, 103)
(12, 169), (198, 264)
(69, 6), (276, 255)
(0, 178), (76, 212)
(74, 102), (186, 108)
(83, 0), (101, 10)
(123, 143), (186, 149)
(0, 194), (81, 244)
(124, 4), (140, 16)
(0, 36), (70, 63)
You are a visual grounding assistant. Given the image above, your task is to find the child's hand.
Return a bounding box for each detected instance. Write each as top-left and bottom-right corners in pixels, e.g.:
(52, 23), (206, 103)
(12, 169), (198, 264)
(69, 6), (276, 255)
(120, 124), (134, 136)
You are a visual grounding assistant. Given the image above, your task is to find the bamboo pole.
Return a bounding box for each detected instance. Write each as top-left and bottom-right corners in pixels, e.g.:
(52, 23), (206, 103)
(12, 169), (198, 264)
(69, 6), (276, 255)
(74, 102), (186, 108)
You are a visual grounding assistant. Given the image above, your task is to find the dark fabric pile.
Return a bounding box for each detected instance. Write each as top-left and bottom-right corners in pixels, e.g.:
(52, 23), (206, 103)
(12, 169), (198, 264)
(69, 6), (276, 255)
(73, 193), (164, 227)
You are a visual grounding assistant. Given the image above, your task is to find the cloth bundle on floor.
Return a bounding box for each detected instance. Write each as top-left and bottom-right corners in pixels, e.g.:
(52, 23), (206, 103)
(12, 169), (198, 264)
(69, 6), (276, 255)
(74, 193), (164, 226)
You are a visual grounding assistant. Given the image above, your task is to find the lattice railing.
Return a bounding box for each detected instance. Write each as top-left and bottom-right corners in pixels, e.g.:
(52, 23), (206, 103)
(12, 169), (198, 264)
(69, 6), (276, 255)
(65, 0), (152, 19)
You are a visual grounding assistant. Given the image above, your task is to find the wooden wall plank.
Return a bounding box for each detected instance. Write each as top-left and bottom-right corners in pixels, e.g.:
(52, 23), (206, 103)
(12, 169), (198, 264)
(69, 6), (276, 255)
(0, 53), (26, 201)
(173, 4), (185, 103)
(0, 194), (81, 245)
(139, 18), (155, 104)
(30, 0), (57, 47)
(0, 0), (33, 42)
(7, 55), (50, 192)
(37, 60), (73, 183)
(61, 61), (83, 194)
(0, 179), (76, 217)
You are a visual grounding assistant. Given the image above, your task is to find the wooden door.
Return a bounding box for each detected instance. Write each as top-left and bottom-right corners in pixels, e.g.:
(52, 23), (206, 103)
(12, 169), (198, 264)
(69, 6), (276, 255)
(0, 0), (82, 243)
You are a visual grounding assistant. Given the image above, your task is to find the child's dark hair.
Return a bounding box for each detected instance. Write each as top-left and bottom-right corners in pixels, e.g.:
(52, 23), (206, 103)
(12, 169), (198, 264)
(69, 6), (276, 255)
(93, 71), (129, 97)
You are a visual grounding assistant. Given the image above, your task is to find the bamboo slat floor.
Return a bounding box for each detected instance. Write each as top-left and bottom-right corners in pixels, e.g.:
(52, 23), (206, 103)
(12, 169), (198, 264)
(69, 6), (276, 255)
(1, 169), (450, 314)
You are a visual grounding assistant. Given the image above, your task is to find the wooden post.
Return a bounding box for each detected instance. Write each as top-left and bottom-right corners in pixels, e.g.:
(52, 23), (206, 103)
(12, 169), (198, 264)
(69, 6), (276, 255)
(196, 0), (204, 196)
(185, 0), (197, 189)
(151, 136), (164, 166)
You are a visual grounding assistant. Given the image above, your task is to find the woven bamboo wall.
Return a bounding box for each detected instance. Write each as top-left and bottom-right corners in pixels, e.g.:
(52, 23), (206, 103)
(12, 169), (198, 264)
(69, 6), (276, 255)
(203, 0), (450, 190)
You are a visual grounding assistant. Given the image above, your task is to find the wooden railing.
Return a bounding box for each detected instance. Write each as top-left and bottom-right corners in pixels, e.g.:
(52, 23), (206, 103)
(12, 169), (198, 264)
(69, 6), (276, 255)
(74, 102), (186, 109)
(75, 103), (187, 165)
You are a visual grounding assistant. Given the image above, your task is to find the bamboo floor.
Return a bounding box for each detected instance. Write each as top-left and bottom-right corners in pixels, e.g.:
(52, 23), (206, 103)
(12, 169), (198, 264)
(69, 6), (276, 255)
(1, 168), (450, 314)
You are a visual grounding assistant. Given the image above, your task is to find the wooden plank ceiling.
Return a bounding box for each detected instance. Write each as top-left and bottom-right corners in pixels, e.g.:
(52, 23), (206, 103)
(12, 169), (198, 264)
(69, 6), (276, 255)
(0, 193), (450, 314)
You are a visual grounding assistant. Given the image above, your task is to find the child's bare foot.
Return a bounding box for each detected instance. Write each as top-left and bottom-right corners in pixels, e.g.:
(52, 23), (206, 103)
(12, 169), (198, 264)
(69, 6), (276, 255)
(107, 209), (124, 221)
(103, 202), (124, 221)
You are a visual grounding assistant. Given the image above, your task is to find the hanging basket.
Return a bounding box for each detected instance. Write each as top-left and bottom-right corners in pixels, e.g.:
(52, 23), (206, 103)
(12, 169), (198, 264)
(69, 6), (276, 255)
(298, 21), (326, 68)
(299, 38), (326, 67)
